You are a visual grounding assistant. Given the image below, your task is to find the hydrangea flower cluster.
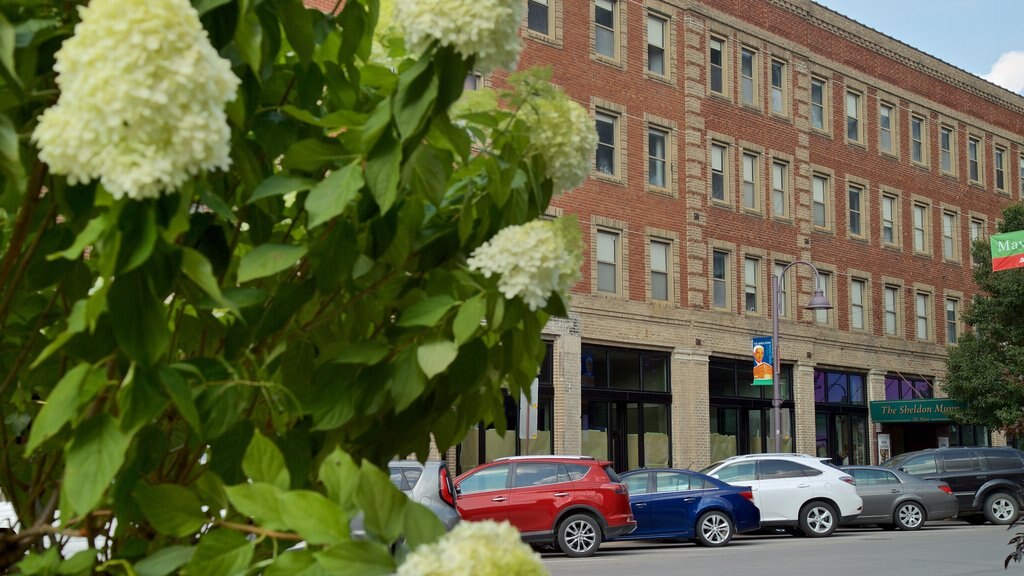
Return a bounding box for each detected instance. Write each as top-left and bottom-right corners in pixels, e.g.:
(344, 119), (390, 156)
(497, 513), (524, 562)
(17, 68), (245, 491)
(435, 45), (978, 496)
(467, 218), (582, 312)
(518, 89), (598, 193)
(395, 0), (522, 72)
(32, 0), (239, 200)
(397, 520), (547, 576)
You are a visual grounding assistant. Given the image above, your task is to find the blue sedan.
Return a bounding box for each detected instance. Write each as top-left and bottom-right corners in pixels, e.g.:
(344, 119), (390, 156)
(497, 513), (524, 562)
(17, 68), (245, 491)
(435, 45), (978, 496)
(616, 468), (761, 546)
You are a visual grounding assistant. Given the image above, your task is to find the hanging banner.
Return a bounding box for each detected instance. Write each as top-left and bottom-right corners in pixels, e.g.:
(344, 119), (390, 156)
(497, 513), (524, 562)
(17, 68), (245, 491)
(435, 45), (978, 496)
(990, 229), (1024, 271)
(752, 336), (773, 386)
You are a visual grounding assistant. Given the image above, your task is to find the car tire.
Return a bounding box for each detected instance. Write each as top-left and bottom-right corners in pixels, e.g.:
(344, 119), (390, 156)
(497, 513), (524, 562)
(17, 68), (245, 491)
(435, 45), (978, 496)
(963, 515), (987, 525)
(878, 523), (897, 531)
(695, 511), (734, 547)
(984, 492), (1020, 525)
(799, 501), (838, 537)
(894, 501), (925, 530)
(557, 514), (602, 558)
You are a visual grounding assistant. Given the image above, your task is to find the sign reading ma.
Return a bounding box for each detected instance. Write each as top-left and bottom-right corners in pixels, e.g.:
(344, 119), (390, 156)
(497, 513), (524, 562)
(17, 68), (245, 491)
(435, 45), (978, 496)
(990, 229), (1024, 272)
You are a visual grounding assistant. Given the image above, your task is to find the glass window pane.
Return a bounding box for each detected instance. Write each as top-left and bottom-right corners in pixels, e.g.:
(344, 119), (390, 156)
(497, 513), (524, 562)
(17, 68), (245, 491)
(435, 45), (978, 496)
(643, 355), (668, 392)
(608, 350), (640, 390)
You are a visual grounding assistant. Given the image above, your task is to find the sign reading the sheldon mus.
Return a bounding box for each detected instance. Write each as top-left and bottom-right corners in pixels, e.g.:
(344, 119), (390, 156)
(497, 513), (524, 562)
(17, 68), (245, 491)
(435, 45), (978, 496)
(991, 230), (1024, 272)
(869, 399), (964, 423)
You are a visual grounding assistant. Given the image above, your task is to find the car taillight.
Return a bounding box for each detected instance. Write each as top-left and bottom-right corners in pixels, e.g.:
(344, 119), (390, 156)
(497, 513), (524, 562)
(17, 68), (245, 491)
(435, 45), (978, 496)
(939, 484), (953, 495)
(439, 466), (456, 507)
(739, 490), (754, 502)
(840, 476), (855, 485)
(604, 483), (628, 495)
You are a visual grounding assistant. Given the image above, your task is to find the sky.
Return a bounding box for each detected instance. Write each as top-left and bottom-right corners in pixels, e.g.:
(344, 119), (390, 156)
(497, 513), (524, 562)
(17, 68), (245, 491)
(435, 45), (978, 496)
(816, 0), (1024, 94)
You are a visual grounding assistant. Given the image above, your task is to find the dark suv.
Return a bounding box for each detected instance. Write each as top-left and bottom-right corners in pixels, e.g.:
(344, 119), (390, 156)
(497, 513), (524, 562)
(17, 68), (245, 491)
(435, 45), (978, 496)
(455, 455), (636, 557)
(882, 446), (1024, 525)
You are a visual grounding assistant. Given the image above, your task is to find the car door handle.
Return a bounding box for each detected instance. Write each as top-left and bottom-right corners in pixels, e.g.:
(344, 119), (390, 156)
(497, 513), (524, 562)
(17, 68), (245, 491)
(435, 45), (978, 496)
(891, 489), (901, 494)
(683, 498), (696, 503)
(797, 483), (811, 488)
(491, 496), (508, 502)
(553, 492), (570, 497)
(635, 503), (647, 508)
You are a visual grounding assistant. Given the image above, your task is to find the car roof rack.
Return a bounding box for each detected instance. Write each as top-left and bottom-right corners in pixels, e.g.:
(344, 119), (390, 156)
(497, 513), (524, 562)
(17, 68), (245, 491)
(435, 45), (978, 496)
(492, 455), (597, 462)
(727, 452), (816, 459)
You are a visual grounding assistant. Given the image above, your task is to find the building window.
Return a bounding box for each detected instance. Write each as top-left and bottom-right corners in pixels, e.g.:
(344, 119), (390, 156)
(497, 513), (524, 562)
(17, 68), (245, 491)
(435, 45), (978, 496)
(594, 0), (617, 59)
(881, 193), (898, 246)
(464, 72), (483, 91)
(811, 77), (826, 131)
(742, 152), (758, 210)
(711, 142), (727, 202)
(815, 272), (831, 324)
(771, 59), (786, 114)
(946, 298), (959, 344)
(774, 262), (788, 318)
(848, 183), (863, 237)
(915, 291), (931, 341)
(968, 136), (981, 183)
(885, 375), (932, 400)
(597, 230), (619, 294)
(647, 14), (667, 76)
(712, 250), (729, 309)
(970, 217), (986, 266)
(527, 0), (549, 35)
(740, 48), (756, 106)
(744, 257), (760, 313)
(709, 36), (725, 95)
(942, 210), (958, 261)
(814, 370), (866, 406)
(940, 125), (954, 174)
(879, 103), (894, 153)
(911, 115), (925, 165)
(846, 90), (861, 143)
(595, 111), (617, 175)
(912, 202), (929, 254)
(709, 358), (795, 457)
(772, 161), (788, 218)
(812, 174), (830, 229)
(648, 126), (668, 188)
(995, 146), (1007, 191)
(851, 278), (866, 330)
(884, 285), (900, 336)
(650, 240), (670, 301)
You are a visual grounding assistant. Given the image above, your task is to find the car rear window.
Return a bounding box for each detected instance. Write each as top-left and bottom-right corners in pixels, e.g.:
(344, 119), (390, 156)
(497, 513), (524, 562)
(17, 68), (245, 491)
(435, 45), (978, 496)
(982, 449), (1024, 471)
(941, 452), (980, 472)
(565, 463), (591, 481)
(602, 465), (622, 483)
(901, 454), (938, 475)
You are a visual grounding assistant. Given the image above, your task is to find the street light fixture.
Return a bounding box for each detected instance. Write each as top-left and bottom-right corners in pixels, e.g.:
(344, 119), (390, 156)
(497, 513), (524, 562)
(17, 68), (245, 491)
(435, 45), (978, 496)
(771, 261), (832, 453)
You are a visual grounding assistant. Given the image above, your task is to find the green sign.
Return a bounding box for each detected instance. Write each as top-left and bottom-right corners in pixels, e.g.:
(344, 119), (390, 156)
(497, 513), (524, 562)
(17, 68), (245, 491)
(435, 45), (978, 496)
(869, 399), (963, 423)
(990, 229), (1024, 272)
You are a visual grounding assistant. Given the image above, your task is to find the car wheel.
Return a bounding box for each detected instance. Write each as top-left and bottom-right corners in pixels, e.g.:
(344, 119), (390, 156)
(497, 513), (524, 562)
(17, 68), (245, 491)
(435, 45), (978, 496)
(963, 515), (987, 525)
(557, 514), (602, 558)
(894, 501), (925, 530)
(799, 501), (838, 537)
(984, 492), (1020, 525)
(695, 511), (734, 547)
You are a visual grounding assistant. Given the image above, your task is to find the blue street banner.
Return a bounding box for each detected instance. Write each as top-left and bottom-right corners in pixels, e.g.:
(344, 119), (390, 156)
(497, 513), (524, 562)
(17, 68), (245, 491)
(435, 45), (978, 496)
(752, 336), (773, 386)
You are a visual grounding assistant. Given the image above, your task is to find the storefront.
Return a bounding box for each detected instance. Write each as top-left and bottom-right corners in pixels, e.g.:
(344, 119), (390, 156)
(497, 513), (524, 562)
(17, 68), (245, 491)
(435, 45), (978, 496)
(869, 391), (987, 460)
(813, 368), (869, 465)
(708, 357), (795, 462)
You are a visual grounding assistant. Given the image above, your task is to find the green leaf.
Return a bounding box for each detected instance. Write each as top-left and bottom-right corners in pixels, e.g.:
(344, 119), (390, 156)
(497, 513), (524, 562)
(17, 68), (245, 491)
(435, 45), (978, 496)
(186, 530), (254, 576)
(397, 295), (455, 328)
(318, 448), (360, 509)
(64, 414), (131, 517)
(57, 549), (96, 575)
(357, 464), (407, 542)
(394, 55), (438, 142)
(234, 8), (262, 74)
(390, 348), (425, 412)
(134, 483), (207, 537)
(402, 500), (445, 549)
(50, 214), (107, 261)
(25, 364), (91, 454)
(332, 341), (389, 365)
(195, 0), (233, 15)
(314, 541), (394, 576)
(282, 139), (348, 172)
(118, 368), (168, 433)
(0, 14), (17, 87)
(181, 248), (235, 312)
(108, 270), (170, 367)
(416, 340), (458, 379)
(32, 298), (88, 369)
(453, 294), (486, 344)
(224, 482), (287, 530)
(159, 367), (201, 434)
(267, 551), (330, 576)
(0, 114), (18, 166)
(249, 175), (317, 203)
(365, 131), (401, 213)
(243, 430), (291, 489)
(237, 244), (307, 283)
(306, 161), (364, 228)
(274, 0), (314, 64)
(118, 201), (158, 273)
(134, 546), (196, 576)
(277, 490), (348, 545)
(197, 184), (238, 224)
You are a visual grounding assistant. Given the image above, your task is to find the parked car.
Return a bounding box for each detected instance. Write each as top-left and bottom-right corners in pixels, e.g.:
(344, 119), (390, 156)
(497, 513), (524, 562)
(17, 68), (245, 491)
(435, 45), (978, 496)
(454, 455), (636, 558)
(352, 460), (459, 539)
(840, 465), (958, 530)
(616, 468), (761, 546)
(699, 453), (862, 537)
(881, 446), (1024, 525)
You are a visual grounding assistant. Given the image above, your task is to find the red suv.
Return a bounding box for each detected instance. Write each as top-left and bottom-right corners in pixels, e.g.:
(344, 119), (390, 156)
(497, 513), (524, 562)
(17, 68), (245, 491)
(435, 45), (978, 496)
(455, 455), (635, 557)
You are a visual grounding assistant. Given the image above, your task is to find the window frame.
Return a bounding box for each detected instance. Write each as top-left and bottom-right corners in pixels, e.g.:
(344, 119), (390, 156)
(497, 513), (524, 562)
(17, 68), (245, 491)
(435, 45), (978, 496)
(946, 297), (959, 345)
(967, 135), (983, 185)
(742, 151), (760, 212)
(883, 284), (901, 337)
(771, 160), (790, 219)
(594, 109), (619, 178)
(648, 124), (669, 190)
(845, 89), (863, 144)
(910, 114), (928, 167)
(848, 182), (866, 239)
(879, 101), (895, 155)
(810, 76), (828, 133)
(646, 12), (669, 78)
(881, 192), (901, 249)
(970, 216), (986, 266)
(912, 201), (931, 256)
(939, 124), (956, 175)
(812, 173), (832, 231)
(708, 35), (728, 97)
(712, 249), (731, 310)
(526, 0), (551, 37)
(593, 0), (619, 62)
(710, 141), (729, 204)
(743, 256), (761, 314)
(850, 277), (867, 331)
(650, 238), (671, 302)
(915, 290), (932, 342)
(596, 229), (621, 295)
(770, 58), (787, 116)
(995, 146), (1007, 193)
(740, 46), (758, 108)
(941, 209), (959, 262)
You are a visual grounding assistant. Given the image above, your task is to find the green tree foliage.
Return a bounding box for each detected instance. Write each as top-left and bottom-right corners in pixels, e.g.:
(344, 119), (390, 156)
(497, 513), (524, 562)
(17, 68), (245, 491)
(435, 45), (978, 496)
(945, 203), (1024, 430)
(0, 0), (579, 573)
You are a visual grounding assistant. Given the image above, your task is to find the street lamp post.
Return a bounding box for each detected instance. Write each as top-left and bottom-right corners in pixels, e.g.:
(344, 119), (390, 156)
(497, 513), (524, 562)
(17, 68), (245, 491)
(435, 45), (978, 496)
(771, 261), (832, 453)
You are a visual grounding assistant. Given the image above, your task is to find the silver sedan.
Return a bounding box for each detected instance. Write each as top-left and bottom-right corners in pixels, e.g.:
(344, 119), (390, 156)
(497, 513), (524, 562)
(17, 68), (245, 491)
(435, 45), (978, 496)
(840, 465), (958, 530)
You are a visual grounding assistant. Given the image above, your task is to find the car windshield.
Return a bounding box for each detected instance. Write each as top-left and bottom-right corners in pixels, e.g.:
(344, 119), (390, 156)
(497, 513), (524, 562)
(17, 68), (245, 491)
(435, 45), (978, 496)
(881, 453), (911, 469)
(698, 461), (724, 475)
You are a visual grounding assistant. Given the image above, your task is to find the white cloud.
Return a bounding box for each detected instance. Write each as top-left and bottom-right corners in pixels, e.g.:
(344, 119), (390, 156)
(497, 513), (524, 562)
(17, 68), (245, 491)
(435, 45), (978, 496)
(983, 51), (1024, 94)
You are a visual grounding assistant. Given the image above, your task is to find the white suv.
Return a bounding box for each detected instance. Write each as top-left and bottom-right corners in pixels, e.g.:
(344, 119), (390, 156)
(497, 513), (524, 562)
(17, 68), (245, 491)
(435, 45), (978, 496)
(700, 453), (862, 537)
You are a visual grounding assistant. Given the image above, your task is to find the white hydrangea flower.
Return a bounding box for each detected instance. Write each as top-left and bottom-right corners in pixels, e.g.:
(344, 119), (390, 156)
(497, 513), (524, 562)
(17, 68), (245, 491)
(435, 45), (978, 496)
(519, 90), (598, 194)
(32, 0), (239, 200)
(395, 0), (522, 72)
(397, 520), (548, 576)
(467, 218), (582, 311)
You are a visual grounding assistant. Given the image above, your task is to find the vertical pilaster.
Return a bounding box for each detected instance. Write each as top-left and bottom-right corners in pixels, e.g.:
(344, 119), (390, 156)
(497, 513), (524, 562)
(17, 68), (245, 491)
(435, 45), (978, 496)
(673, 348), (710, 468)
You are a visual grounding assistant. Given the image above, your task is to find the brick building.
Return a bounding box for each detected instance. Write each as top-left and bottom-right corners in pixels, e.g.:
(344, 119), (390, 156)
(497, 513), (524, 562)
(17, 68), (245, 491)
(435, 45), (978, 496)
(456, 0), (1024, 474)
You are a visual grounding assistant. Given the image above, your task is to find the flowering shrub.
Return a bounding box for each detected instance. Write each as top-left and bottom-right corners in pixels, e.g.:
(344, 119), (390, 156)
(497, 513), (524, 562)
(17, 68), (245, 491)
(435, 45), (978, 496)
(398, 521), (546, 576)
(468, 218), (583, 311)
(514, 80), (597, 193)
(31, 0), (238, 200)
(395, 0), (522, 72)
